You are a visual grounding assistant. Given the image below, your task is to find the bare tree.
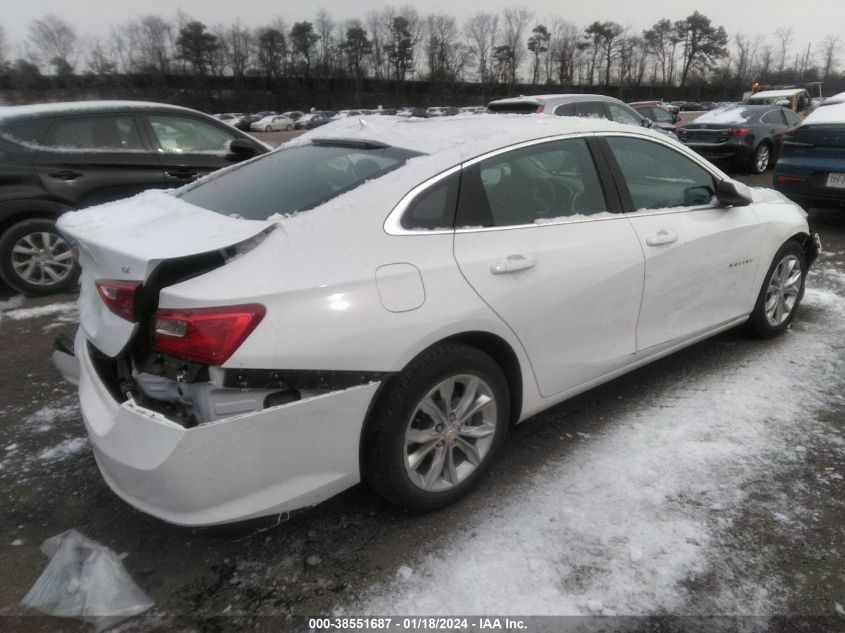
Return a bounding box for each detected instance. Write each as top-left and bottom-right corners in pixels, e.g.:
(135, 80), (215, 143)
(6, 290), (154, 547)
(775, 27), (793, 74)
(425, 14), (467, 83)
(464, 12), (498, 85)
(28, 14), (78, 72)
(501, 6), (532, 84)
(365, 9), (386, 80)
(549, 18), (579, 85)
(225, 20), (253, 80)
(820, 34), (841, 79)
(734, 33), (762, 87)
(315, 8), (336, 77)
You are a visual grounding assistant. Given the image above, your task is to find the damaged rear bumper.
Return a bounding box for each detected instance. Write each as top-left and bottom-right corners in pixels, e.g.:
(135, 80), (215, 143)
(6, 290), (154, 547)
(71, 329), (380, 526)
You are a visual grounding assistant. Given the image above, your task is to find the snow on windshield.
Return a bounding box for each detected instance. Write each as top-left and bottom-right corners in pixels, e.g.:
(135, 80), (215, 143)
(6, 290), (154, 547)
(694, 107), (755, 125)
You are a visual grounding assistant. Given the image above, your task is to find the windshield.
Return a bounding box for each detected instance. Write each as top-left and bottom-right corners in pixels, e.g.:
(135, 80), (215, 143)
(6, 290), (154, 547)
(179, 141), (420, 219)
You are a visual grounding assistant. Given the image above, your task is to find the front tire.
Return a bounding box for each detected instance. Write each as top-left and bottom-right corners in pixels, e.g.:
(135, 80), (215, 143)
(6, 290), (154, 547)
(0, 218), (79, 296)
(264, 125), (272, 132)
(363, 343), (509, 512)
(747, 240), (806, 338)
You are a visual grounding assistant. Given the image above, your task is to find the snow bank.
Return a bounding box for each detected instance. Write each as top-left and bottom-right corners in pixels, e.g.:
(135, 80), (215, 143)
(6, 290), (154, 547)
(354, 263), (845, 616)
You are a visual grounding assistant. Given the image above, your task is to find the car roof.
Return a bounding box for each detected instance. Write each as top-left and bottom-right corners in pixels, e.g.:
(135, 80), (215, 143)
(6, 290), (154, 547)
(0, 100), (205, 126)
(749, 89), (806, 99)
(300, 112), (664, 159)
(489, 93), (623, 108)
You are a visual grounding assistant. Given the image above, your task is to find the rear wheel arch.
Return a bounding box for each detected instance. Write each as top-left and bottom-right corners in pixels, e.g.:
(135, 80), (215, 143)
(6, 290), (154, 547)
(358, 331), (523, 479)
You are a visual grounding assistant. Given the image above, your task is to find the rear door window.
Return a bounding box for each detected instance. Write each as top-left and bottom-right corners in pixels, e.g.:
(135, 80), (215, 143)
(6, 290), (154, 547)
(575, 101), (608, 120)
(456, 138), (607, 228)
(48, 116), (144, 150)
(761, 110), (786, 126)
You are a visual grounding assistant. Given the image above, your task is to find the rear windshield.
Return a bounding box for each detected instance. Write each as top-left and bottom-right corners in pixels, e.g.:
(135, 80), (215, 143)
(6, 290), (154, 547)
(487, 102), (542, 114)
(179, 141), (420, 220)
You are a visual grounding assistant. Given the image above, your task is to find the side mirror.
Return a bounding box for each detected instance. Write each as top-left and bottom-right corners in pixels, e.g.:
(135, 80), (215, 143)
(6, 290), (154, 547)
(228, 138), (258, 160)
(715, 179), (753, 206)
(641, 118), (652, 128)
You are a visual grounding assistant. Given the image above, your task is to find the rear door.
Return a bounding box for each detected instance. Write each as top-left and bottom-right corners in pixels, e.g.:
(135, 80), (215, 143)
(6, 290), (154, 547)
(141, 113), (246, 186)
(452, 137), (645, 397)
(599, 134), (764, 351)
(32, 113), (166, 208)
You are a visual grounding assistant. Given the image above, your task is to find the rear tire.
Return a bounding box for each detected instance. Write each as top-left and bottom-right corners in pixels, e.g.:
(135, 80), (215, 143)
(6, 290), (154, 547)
(749, 141), (772, 174)
(0, 218), (79, 296)
(363, 343), (509, 512)
(746, 240), (806, 338)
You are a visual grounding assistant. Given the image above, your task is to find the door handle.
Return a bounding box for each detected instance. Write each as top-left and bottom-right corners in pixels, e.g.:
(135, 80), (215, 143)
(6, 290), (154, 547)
(490, 254), (536, 275)
(645, 230), (678, 246)
(47, 169), (83, 180)
(165, 169), (198, 180)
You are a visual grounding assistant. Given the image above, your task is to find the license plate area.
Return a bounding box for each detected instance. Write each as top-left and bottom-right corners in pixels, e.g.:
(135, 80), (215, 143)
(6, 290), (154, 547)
(826, 172), (845, 188)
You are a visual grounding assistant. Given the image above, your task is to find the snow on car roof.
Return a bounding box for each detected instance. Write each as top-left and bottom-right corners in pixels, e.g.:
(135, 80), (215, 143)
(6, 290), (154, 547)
(748, 89), (805, 99)
(803, 97), (845, 125)
(300, 113), (659, 158)
(0, 100), (199, 123)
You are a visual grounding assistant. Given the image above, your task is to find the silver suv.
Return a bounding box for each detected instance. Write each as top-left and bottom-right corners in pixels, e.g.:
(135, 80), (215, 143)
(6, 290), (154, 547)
(488, 93), (655, 131)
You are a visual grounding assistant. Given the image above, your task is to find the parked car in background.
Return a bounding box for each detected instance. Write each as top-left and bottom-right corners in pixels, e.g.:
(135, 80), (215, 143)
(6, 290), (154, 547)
(235, 111), (277, 131)
(629, 102), (680, 136)
(0, 101), (270, 295)
(773, 91), (845, 208)
(671, 101), (704, 112)
(295, 111), (338, 130)
(53, 114), (818, 525)
(488, 93), (655, 133)
(676, 105), (801, 174)
(251, 114), (296, 132)
(427, 106), (460, 117)
(460, 106), (488, 114)
(397, 107), (429, 118)
(744, 89), (814, 118)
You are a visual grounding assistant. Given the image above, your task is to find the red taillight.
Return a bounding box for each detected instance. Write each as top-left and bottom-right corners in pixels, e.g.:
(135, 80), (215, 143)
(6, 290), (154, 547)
(536, 104), (545, 113)
(150, 304), (265, 365)
(95, 280), (141, 323)
(776, 174), (807, 184)
(730, 127), (750, 136)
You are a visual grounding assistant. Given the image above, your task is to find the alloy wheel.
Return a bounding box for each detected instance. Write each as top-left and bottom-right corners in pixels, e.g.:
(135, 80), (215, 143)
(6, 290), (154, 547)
(403, 374), (498, 492)
(11, 231), (74, 287)
(764, 254), (802, 326)
(755, 144), (770, 172)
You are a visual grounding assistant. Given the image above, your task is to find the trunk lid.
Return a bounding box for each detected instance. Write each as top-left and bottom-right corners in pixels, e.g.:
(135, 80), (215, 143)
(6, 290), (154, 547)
(58, 189), (274, 357)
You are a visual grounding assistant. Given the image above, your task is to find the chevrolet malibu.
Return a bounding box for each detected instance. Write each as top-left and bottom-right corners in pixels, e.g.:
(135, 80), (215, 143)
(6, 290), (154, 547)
(53, 115), (820, 526)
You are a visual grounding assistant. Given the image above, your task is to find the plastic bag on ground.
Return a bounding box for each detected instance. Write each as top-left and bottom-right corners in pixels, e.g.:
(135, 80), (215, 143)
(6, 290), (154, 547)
(22, 529), (154, 631)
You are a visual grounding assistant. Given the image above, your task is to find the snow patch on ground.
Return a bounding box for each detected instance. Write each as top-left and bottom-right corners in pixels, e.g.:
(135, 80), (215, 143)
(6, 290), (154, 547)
(1, 302), (78, 322)
(354, 267), (845, 616)
(37, 437), (88, 462)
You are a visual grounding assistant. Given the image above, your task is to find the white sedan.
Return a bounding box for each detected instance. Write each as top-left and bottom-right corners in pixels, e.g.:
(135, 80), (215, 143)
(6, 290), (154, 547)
(54, 115), (820, 526)
(250, 114), (295, 132)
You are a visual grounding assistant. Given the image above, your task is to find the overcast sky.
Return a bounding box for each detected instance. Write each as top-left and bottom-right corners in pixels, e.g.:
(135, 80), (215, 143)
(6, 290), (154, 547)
(3, 0), (841, 52)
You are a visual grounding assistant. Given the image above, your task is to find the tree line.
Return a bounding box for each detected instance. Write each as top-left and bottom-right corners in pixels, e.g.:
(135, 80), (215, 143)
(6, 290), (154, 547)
(0, 7), (843, 109)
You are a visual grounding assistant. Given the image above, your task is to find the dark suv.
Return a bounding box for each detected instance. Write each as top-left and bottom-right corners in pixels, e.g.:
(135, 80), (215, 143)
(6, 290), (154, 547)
(0, 101), (269, 295)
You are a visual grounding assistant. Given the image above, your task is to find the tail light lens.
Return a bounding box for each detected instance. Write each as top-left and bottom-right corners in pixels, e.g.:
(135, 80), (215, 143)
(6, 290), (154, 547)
(151, 304), (265, 365)
(776, 174), (807, 184)
(730, 127), (751, 136)
(536, 104), (545, 113)
(95, 280), (141, 323)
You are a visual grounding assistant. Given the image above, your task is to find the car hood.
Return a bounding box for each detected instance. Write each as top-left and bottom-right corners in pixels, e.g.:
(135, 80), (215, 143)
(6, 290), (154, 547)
(58, 189), (275, 357)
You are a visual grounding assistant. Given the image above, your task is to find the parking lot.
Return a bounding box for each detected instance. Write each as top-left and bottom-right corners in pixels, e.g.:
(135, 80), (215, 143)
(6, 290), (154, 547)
(0, 128), (843, 630)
